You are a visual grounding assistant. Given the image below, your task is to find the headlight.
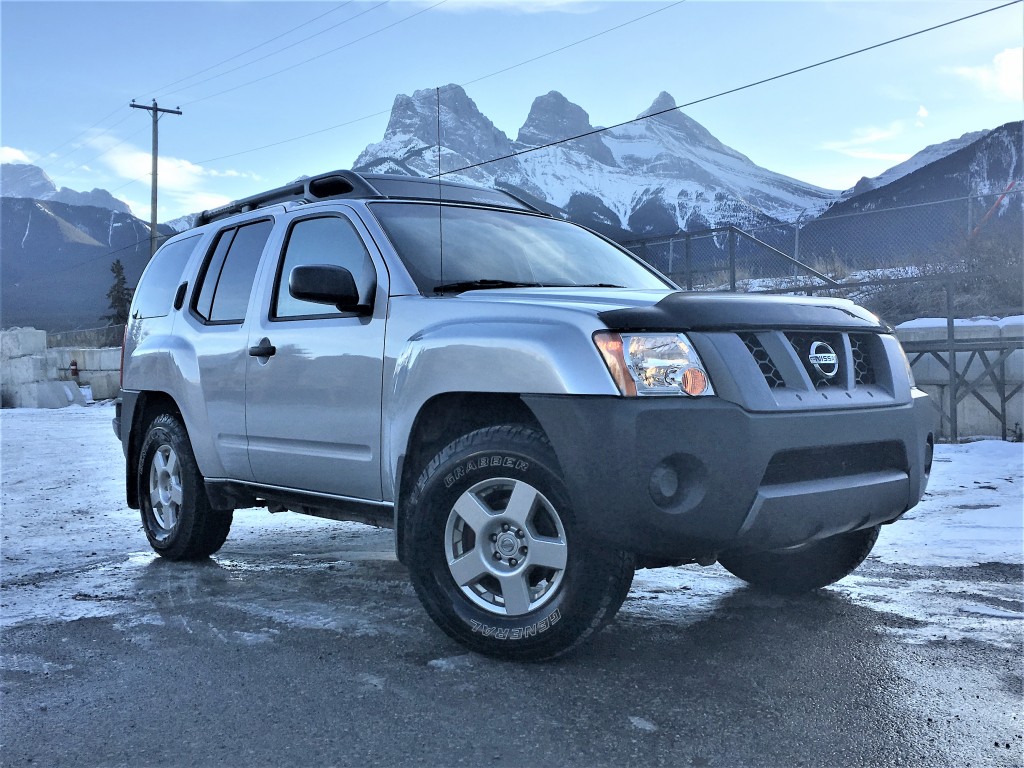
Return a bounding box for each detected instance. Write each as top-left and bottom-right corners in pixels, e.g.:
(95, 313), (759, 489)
(594, 331), (715, 397)
(896, 342), (916, 388)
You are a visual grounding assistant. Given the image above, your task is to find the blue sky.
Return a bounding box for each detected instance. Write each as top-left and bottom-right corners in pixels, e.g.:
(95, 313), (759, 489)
(2, 0), (1021, 221)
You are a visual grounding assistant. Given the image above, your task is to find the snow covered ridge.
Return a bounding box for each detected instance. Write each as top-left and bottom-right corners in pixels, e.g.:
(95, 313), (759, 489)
(354, 86), (836, 237)
(353, 85), (1003, 239)
(0, 162), (131, 215)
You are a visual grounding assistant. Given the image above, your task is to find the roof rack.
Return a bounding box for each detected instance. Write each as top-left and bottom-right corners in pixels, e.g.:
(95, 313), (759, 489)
(195, 169), (541, 227)
(196, 170), (382, 226)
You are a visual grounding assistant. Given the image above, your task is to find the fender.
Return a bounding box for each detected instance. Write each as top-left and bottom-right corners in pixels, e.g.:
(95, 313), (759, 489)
(123, 326), (241, 480)
(381, 307), (618, 502)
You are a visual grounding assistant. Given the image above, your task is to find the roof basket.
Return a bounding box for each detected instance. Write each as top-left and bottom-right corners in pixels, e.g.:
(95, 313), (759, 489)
(196, 170), (382, 226)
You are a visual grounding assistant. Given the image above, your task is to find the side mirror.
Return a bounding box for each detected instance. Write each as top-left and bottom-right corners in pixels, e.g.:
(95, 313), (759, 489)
(288, 264), (368, 314)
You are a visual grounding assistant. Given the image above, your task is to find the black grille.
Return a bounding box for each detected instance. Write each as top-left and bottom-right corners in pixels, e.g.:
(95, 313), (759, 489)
(849, 334), (876, 385)
(740, 333), (785, 388)
(762, 442), (907, 486)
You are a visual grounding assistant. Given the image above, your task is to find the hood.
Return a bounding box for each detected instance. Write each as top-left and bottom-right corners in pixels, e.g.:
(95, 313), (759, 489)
(452, 287), (670, 316)
(599, 292), (890, 333)
(453, 288), (889, 333)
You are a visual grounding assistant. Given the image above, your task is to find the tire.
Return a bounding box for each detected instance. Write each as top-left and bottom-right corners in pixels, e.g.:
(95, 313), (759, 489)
(136, 413), (232, 560)
(406, 425), (634, 661)
(718, 525), (880, 595)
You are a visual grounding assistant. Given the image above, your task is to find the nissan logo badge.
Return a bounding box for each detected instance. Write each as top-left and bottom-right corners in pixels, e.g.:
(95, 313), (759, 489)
(808, 340), (839, 379)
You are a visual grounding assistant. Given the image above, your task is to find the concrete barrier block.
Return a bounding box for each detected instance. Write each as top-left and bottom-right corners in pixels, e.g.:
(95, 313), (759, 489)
(46, 349), (72, 373)
(896, 321), (947, 343)
(81, 348), (105, 372)
(2, 381), (86, 409)
(1, 355), (48, 386)
(999, 316), (1024, 339)
(957, 387), (1007, 439)
(84, 371), (120, 400)
(98, 347), (122, 371)
(0, 328), (46, 360)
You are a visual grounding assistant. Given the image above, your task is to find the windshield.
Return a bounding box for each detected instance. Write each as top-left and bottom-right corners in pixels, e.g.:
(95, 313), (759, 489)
(370, 202), (670, 294)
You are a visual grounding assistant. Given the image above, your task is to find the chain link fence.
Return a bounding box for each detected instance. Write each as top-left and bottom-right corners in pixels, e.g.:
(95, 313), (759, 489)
(624, 189), (1023, 324)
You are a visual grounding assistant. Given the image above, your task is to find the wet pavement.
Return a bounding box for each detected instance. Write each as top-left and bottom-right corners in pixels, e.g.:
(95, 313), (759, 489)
(2, 524), (1022, 767)
(1, 406), (1022, 766)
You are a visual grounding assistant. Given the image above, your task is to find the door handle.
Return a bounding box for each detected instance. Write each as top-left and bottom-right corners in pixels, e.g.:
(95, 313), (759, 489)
(249, 338), (276, 358)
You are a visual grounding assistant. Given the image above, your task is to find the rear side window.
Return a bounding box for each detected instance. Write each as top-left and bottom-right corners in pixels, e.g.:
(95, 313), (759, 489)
(273, 216), (375, 319)
(192, 219), (273, 324)
(132, 235), (201, 319)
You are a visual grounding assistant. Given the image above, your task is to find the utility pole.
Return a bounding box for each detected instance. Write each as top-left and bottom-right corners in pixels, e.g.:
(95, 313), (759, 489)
(130, 100), (182, 255)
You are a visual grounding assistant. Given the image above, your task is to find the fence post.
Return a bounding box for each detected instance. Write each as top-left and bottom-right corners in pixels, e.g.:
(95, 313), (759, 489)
(729, 229), (737, 291)
(685, 236), (693, 290)
(945, 278), (958, 442)
(668, 238), (675, 278)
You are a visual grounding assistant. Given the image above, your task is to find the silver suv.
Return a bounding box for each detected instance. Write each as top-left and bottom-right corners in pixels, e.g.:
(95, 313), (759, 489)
(115, 170), (935, 660)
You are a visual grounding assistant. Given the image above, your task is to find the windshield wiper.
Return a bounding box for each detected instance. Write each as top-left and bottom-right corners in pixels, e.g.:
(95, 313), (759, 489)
(574, 283), (625, 288)
(432, 279), (549, 294)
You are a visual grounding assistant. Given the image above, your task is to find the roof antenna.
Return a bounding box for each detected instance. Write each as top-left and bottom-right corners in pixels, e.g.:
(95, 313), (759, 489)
(436, 86), (444, 290)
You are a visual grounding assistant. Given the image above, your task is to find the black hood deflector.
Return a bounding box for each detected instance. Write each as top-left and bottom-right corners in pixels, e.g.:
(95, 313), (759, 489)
(599, 292), (890, 333)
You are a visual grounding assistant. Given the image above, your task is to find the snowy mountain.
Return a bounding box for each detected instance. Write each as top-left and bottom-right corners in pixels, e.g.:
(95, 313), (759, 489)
(1, 163), (132, 215)
(843, 130), (988, 197)
(798, 122), (1022, 268)
(1, 197), (174, 331)
(354, 85), (836, 239)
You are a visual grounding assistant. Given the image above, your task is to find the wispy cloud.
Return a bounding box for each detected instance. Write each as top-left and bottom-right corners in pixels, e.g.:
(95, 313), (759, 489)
(83, 135), (260, 218)
(1, 146), (33, 164)
(950, 47), (1023, 102)
(821, 121), (906, 156)
(828, 149), (911, 163)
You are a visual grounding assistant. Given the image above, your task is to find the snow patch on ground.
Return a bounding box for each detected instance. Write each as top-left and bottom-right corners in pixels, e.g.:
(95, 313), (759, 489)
(1, 405), (1021, 653)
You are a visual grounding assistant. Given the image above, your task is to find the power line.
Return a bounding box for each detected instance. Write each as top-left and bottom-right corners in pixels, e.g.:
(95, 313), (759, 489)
(460, 1), (686, 89)
(6, 4), (358, 183)
(150, 2), (357, 97)
(157, 2), (388, 100)
(436, 0), (1024, 178)
(182, 0), (446, 107)
(193, 0), (688, 166)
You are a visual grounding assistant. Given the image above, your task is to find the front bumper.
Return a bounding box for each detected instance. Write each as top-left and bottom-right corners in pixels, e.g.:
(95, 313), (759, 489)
(523, 392), (935, 560)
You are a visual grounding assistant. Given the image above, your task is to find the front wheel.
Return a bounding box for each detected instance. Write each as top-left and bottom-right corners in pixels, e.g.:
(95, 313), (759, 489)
(406, 425), (634, 661)
(137, 413), (232, 560)
(718, 525), (880, 594)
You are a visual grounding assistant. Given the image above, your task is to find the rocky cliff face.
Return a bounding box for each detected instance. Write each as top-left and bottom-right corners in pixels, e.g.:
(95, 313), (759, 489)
(1, 163), (132, 214)
(0, 197), (173, 331)
(353, 85), (837, 239)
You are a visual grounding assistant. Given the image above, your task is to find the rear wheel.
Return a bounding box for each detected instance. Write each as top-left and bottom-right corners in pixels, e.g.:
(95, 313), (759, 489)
(137, 413), (232, 560)
(406, 425), (634, 661)
(718, 525), (880, 594)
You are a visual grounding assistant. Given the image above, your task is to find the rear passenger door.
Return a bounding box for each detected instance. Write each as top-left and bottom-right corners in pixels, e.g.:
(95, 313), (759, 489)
(244, 208), (387, 501)
(181, 217), (275, 481)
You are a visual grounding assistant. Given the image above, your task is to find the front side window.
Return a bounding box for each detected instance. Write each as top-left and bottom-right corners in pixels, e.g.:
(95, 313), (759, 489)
(273, 216), (375, 319)
(192, 219), (273, 323)
(370, 202), (670, 294)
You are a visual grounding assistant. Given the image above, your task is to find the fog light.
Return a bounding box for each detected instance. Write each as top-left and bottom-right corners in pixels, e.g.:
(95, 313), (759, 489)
(649, 463), (680, 506)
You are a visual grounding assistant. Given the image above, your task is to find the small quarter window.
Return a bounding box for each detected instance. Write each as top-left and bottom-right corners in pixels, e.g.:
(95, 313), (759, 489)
(192, 219), (273, 324)
(273, 216), (375, 319)
(132, 234), (201, 319)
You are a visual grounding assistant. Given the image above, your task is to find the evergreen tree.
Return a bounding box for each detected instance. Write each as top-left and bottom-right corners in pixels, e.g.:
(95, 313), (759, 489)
(105, 259), (133, 325)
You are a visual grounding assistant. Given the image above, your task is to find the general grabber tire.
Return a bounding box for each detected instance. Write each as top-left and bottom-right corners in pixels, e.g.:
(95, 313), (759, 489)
(406, 425), (635, 661)
(137, 413), (233, 560)
(718, 525), (880, 595)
